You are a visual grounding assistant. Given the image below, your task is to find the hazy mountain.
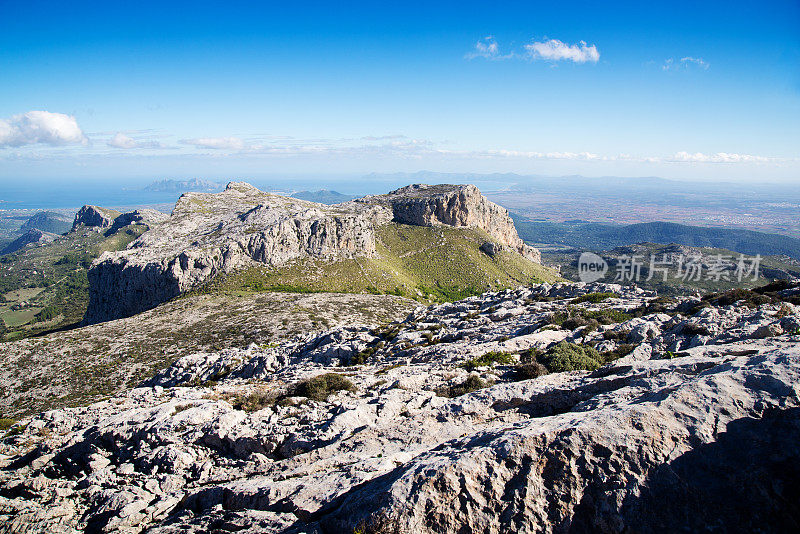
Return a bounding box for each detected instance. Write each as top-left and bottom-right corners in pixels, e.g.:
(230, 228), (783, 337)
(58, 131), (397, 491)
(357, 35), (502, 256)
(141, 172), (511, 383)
(290, 190), (357, 204)
(144, 178), (224, 193)
(515, 219), (800, 260)
(19, 211), (73, 235)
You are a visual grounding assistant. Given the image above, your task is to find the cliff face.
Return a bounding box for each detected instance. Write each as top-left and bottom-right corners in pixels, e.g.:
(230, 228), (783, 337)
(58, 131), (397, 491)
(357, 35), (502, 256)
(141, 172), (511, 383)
(366, 184), (541, 262)
(84, 182), (540, 324)
(72, 205), (122, 231)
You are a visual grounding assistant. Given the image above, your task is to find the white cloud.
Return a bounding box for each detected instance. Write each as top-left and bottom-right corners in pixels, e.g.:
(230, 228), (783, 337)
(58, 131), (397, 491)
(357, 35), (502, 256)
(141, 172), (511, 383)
(465, 36), (502, 60)
(668, 151), (770, 163)
(663, 56), (709, 71)
(108, 133), (137, 149)
(681, 56), (709, 69)
(0, 111), (87, 147)
(181, 136), (245, 150)
(481, 149), (603, 160)
(107, 132), (166, 149)
(524, 39), (599, 63)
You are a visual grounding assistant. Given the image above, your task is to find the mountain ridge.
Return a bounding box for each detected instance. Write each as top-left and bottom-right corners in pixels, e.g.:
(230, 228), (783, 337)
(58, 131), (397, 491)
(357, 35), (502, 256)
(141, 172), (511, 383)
(84, 182), (546, 324)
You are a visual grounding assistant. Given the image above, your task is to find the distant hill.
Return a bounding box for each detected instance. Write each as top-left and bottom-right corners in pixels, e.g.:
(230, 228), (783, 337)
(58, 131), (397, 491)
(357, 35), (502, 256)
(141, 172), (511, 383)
(0, 229), (58, 255)
(144, 178), (223, 193)
(543, 242), (800, 296)
(514, 219), (800, 260)
(20, 211), (73, 235)
(290, 190), (356, 204)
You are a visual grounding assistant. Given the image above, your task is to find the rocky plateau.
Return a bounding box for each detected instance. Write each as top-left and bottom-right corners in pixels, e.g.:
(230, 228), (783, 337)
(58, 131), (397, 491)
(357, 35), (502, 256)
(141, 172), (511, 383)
(2, 279), (800, 533)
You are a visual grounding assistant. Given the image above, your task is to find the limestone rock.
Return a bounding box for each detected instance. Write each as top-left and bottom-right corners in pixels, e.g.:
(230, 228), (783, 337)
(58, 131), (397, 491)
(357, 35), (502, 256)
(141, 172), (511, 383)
(72, 205), (121, 231)
(5, 281), (800, 532)
(83, 183), (542, 324)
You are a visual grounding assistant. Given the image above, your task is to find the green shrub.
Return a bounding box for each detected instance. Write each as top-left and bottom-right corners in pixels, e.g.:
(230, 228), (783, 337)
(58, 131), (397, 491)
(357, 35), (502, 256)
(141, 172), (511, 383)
(573, 292), (619, 304)
(229, 390), (277, 412)
(700, 288), (774, 309)
(460, 351), (516, 372)
(0, 418), (16, 430)
(514, 362), (549, 380)
(599, 343), (636, 364)
(436, 375), (488, 397)
(34, 305), (60, 323)
(292, 373), (356, 401)
(538, 341), (603, 372)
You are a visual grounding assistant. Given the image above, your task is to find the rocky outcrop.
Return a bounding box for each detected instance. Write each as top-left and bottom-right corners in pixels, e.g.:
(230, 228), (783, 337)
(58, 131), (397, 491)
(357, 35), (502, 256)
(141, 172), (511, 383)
(0, 229), (57, 255)
(72, 205), (121, 231)
(363, 183), (541, 262)
(84, 182), (541, 324)
(3, 282), (800, 532)
(106, 209), (169, 235)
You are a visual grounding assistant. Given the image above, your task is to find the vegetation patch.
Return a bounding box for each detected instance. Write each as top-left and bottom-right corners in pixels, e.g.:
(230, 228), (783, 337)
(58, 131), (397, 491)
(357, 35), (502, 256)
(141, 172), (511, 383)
(460, 351), (516, 372)
(291, 373), (356, 401)
(537, 341), (604, 372)
(436, 375), (489, 398)
(191, 223), (561, 304)
(522, 341), (633, 374)
(514, 361), (549, 380)
(228, 390), (277, 412)
(573, 292), (619, 304)
(0, 418), (16, 430)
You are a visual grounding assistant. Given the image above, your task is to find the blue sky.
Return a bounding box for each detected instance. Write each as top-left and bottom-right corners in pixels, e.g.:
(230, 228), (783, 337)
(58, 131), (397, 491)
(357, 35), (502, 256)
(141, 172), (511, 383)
(1, 0), (799, 183)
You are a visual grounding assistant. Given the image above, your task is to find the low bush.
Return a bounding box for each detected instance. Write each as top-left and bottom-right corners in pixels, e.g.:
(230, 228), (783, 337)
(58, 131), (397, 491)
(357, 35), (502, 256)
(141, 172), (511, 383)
(599, 343), (636, 364)
(34, 305), (60, 323)
(460, 351), (516, 371)
(537, 341), (603, 373)
(602, 328), (630, 341)
(548, 307), (632, 329)
(0, 418), (16, 431)
(291, 373), (356, 401)
(229, 390), (277, 412)
(436, 375), (488, 397)
(514, 362), (549, 379)
(573, 292), (618, 304)
(700, 288), (774, 309)
(682, 323), (711, 337)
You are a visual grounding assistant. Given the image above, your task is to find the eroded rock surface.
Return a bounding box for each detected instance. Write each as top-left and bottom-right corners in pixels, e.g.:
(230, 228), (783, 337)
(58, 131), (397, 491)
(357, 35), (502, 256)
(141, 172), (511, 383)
(3, 282), (800, 533)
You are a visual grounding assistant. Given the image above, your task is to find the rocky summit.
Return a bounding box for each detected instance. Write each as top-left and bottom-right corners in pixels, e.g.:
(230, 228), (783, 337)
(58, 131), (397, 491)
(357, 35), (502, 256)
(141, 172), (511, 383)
(2, 280), (800, 533)
(83, 183), (542, 324)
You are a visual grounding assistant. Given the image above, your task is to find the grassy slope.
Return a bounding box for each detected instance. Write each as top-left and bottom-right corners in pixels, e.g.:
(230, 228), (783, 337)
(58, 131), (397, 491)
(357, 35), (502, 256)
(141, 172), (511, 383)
(199, 223), (560, 302)
(0, 225), (146, 341)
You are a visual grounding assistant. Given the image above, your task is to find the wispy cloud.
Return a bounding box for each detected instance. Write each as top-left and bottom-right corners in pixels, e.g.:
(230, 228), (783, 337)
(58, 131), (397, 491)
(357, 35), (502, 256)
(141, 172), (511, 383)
(1, 121), (787, 169)
(667, 151), (769, 163)
(466, 37), (599, 64)
(465, 36), (504, 60)
(663, 56), (709, 71)
(523, 39), (600, 63)
(107, 132), (166, 149)
(0, 111), (87, 148)
(180, 136), (246, 150)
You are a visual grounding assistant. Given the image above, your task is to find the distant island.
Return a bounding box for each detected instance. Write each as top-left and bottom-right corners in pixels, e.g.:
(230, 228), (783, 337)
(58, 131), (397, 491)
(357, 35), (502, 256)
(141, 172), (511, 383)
(144, 178), (224, 193)
(290, 189), (357, 204)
